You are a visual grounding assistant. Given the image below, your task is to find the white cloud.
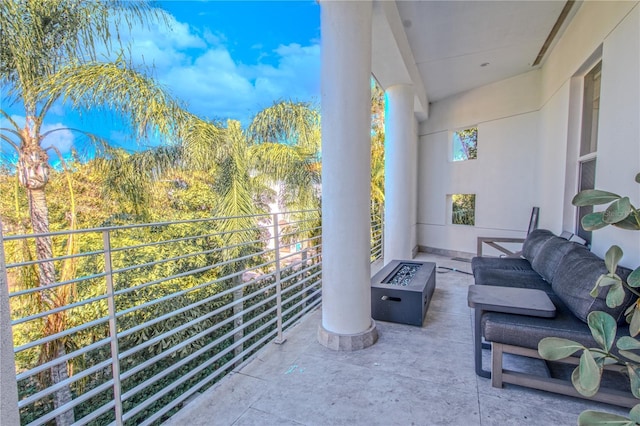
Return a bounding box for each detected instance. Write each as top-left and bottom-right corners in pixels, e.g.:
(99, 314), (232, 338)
(113, 12), (320, 124)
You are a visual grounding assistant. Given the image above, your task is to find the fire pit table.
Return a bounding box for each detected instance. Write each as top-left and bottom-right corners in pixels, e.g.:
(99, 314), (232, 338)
(371, 260), (436, 326)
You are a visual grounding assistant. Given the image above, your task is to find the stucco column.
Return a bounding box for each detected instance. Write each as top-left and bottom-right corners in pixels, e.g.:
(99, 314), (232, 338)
(318, 0), (378, 350)
(384, 84), (416, 262)
(0, 223), (20, 425)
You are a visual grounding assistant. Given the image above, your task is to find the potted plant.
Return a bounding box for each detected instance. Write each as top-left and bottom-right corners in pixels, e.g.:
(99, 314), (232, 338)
(538, 172), (640, 425)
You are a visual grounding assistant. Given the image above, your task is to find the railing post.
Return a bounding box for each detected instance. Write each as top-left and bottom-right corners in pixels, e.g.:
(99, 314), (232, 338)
(273, 213), (286, 344)
(0, 220), (20, 426)
(103, 230), (124, 425)
(232, 274), (244, 366)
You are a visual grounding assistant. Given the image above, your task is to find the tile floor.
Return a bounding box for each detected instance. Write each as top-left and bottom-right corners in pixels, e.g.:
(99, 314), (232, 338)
(163, 253), (629, 426)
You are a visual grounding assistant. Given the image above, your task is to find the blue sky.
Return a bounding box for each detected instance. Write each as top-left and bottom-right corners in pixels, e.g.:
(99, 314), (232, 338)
(1, 1), (320, 158)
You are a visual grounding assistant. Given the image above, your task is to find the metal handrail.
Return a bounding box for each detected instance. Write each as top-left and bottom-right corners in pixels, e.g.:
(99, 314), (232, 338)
(0, 208), (379, 425)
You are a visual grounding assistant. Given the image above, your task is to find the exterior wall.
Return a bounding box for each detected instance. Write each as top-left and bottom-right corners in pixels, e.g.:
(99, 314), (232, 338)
(590, 4), (640, 264)
(417, 71), (540, 254)
(417, 2), (640, 265)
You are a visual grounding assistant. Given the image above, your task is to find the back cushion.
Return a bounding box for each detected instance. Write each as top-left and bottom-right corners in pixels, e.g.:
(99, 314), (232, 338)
(531, 237), (587, 283)
(522, 229), (555, 263)
(552, 248), (635, 324)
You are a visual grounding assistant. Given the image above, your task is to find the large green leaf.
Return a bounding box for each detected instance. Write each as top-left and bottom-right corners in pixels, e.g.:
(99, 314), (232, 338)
(619, 350), (640, 364)
(618, 336), (640, 350)
(572, 190), (621, 207)
(612, 214), (640, 230)
(604, 245), (623, 274)
(588, 311), (617, 352)
(631, 307), (640, 338)
(538, 337), (584, 360)
(582, 212), (609, 231)
(593, 274), (621, 298)
(604, 197), (632, 224)
(578, 410), (635, 426)
(628, 365), (640, 399)
(629, 404), (640, 423)
(606, 282), (626, 309)
(629, 268), (640, 288)
(572, 353), (601, 397)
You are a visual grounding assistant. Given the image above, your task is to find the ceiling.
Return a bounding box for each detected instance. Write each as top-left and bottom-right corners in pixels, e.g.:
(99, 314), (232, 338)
(395, 1), (577, 103)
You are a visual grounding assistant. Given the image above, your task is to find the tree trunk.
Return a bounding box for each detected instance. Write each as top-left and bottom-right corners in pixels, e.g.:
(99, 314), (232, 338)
(21, 140), (75, 425)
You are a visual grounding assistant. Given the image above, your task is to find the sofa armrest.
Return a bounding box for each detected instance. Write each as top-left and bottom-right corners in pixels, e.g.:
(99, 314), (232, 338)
(476, 237), (525, 257)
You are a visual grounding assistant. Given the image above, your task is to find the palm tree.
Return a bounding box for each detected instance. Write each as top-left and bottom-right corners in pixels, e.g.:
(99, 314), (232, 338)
(0, 1), (194, 424)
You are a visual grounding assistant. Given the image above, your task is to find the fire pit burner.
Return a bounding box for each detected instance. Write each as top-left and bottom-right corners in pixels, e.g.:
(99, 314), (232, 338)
(384, 264), (420, 286)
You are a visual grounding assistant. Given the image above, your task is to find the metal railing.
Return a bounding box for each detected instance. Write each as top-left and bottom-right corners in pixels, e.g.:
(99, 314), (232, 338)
(1, 209), (385, 426)
(1, 210), (324, 426)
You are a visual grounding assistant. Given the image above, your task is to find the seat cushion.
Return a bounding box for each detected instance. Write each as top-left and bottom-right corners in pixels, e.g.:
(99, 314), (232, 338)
(552, 248), (635, 324)
(473, 268), (551, 293)
(482, 293), (631, 350)
(471, 257), (533, 273)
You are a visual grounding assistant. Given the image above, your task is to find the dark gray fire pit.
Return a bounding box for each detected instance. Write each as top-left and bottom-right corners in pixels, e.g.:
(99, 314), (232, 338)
(371, 260), (436, 326)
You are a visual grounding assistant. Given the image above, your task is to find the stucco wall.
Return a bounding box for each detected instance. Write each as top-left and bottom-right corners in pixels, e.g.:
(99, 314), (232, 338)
(417, 1), (640, 263)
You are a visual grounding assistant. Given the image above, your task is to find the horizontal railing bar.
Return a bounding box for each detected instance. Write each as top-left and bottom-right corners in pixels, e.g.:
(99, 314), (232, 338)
(9, 272), (107, 298)
(71, 399), (116, 426)
(16, 337), (111, 380)
(3, 212), (278, 241)
(6, 248), (105, 269)
(282, 288), (322, 318)
(122, 316), (278, 421)
(14, 316), (109, 353)
(109, 235), (266, 276)
(120, 303), (278, 399)
(113, 247), (270, 300)
(116, 276), (277, 341)
(118, 289), (277, 365)
(282, 298), (321, 330)
(18, 356), (113, 408)
(23, 377), (115, 426)
(12, 292), (109, 326)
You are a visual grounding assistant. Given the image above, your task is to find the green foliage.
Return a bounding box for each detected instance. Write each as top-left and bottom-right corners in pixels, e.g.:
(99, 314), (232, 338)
(539, 171), (640, 425)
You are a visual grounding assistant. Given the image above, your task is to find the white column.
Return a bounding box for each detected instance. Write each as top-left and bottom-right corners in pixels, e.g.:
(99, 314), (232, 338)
(318, 0), (377, 350)
(384, 84), (416, 262)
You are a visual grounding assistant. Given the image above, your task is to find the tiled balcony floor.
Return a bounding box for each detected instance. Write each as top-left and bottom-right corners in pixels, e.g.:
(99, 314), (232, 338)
(164, 253), (628, 426)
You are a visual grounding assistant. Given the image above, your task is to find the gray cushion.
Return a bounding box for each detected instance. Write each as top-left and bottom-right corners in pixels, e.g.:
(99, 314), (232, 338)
(552, 248), (635, 324)
(482, 293), (631, 350)
(473, 268), (550, 292)
(522, 229), (555, 263)
(471, 257), (533, 273)
(531, 237), (588, 283)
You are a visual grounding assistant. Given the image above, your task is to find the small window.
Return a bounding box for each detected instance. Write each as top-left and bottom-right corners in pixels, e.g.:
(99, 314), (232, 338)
(580, 62), (601, 156)
(451, 194), (476, 226)
(452, 127), (478, 161)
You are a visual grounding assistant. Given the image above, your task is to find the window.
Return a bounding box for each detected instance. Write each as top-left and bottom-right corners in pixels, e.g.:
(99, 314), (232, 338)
(451, 194), (476, 226)
(576, 61), (601, 244)
(452, 127), (477, 161)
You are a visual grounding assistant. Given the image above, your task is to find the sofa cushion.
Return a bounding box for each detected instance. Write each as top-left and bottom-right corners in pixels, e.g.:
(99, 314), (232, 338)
(552, 248), (635, 324)
(482, 293), (631, 351)
(522, 229), (555, 264)
(471, 257), (533, 273)
(531, 237), (588, 283)
(473, 268), (550, 293)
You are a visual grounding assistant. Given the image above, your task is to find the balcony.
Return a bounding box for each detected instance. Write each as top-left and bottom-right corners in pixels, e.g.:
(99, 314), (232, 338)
(1, 211), (629, 425)
(2, 210), (386, 425)
(164, 252), (628, 425)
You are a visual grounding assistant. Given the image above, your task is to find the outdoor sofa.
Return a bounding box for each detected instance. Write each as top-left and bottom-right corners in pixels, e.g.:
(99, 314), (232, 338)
(470, 229), (637, 407)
